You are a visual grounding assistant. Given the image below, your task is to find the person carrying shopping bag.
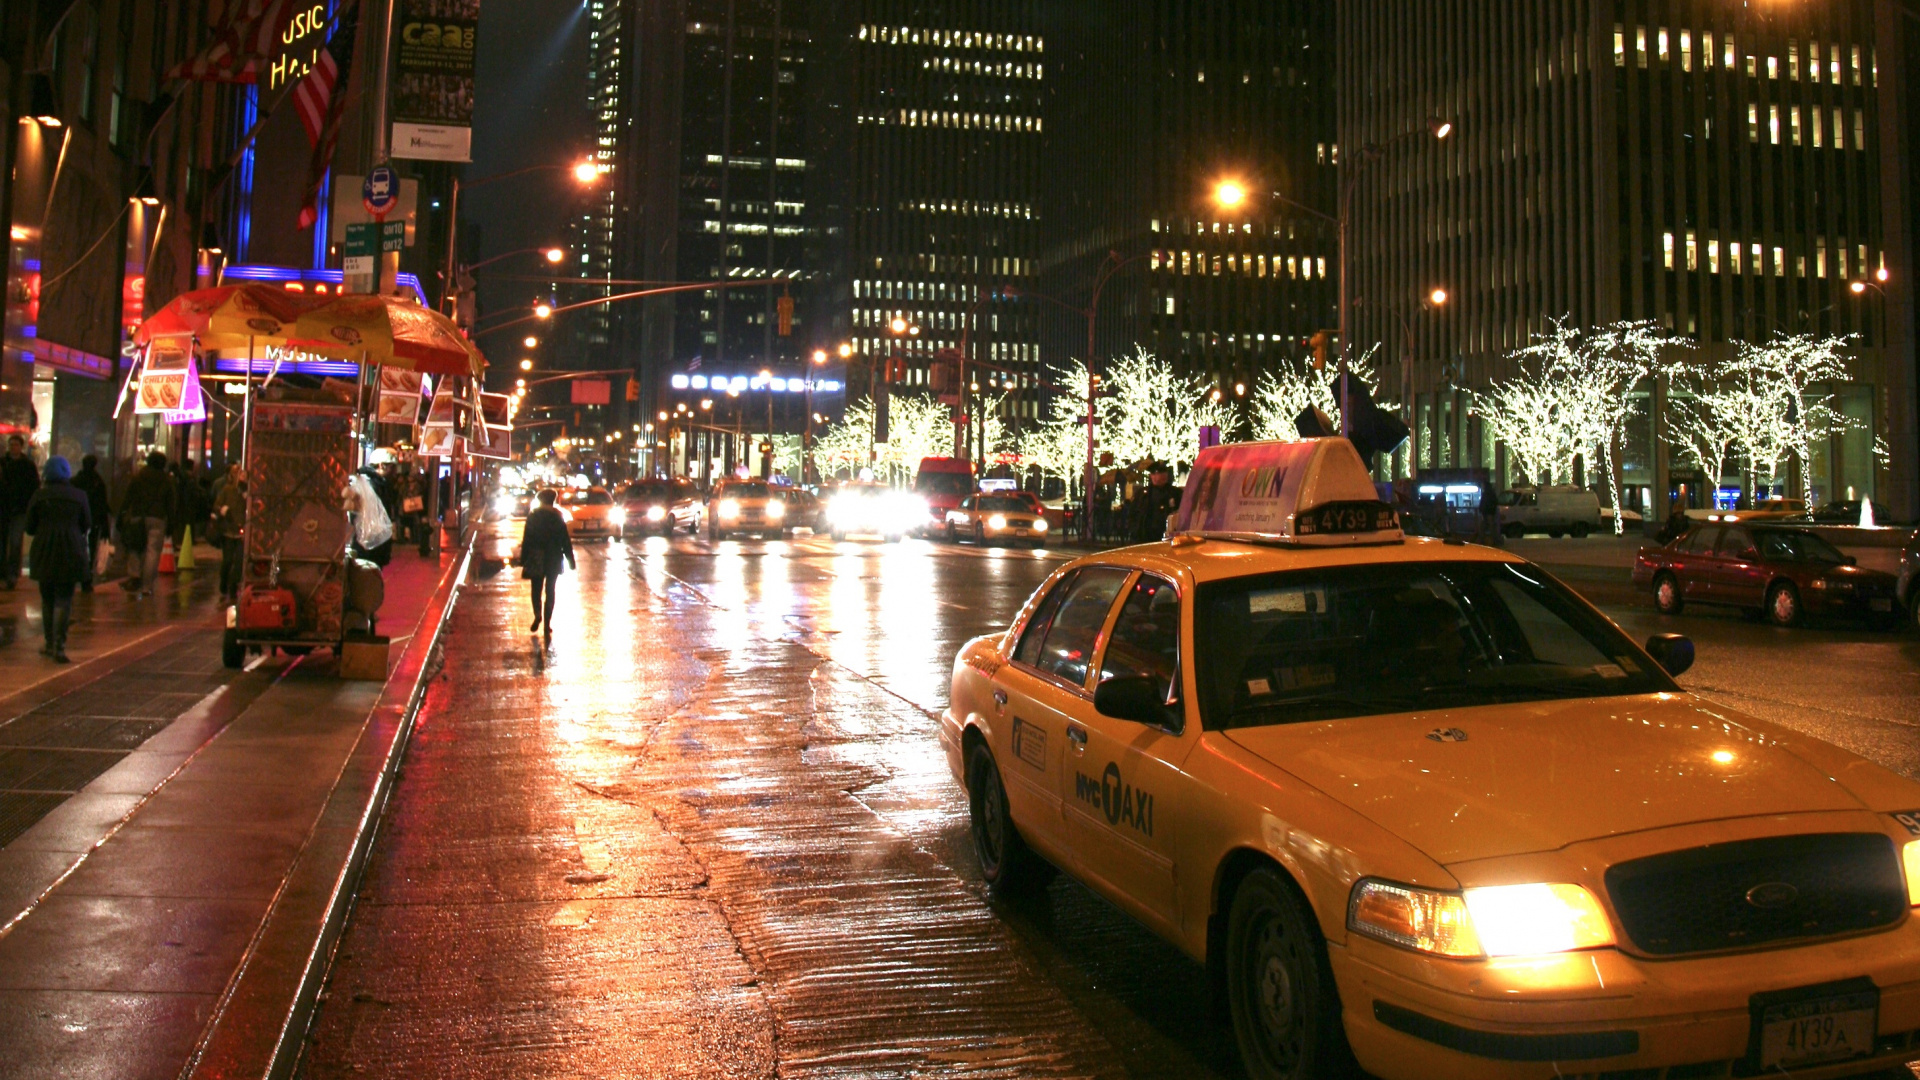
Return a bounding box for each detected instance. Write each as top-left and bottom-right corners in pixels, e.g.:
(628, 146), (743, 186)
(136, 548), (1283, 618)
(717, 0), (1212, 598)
(25, 457), (91, 663)
(520, 488), (574, 642)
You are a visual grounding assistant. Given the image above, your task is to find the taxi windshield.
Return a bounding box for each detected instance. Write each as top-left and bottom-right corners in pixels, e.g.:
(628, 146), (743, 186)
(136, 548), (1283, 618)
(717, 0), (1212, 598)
(1196, 561), (1675, 728)
(978, 496), (1029, 512)
(724, 482), (770, 499)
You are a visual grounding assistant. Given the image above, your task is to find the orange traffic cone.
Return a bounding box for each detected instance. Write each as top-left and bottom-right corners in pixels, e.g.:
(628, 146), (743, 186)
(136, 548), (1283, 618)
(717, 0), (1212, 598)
(158, 536), (177, 574)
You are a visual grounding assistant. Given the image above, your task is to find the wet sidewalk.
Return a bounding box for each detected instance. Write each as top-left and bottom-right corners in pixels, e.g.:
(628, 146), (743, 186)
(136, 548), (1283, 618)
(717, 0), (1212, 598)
(0, 544), (469, 1080)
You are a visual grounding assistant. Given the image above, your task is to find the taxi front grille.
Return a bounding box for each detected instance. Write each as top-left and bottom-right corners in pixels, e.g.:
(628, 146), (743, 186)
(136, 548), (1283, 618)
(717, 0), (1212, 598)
(1603, 833), (1906, 957)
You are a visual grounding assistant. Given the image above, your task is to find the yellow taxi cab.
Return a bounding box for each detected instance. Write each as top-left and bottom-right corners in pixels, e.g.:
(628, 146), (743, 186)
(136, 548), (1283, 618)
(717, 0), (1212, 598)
(706, 478), (787, 540)
(939, 438), (1920, 1080)
(557, 486), (620, 539)
(944, 493), (1050, 547)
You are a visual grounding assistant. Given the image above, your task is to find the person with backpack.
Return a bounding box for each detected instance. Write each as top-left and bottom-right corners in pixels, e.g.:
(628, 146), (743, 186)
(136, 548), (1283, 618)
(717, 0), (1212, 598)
(520, 488), (575, 642)
(24, 457), (90, 662)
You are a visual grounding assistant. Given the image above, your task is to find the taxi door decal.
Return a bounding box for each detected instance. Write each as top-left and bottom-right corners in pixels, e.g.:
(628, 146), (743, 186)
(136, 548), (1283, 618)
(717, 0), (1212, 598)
(1073, 760), (1155, 838)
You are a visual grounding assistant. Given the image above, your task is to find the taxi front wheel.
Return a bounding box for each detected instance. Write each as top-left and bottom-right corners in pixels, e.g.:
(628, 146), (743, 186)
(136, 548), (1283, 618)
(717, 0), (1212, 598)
(1226, 868), (1354, 1080)
(966, 744), (1054, 894)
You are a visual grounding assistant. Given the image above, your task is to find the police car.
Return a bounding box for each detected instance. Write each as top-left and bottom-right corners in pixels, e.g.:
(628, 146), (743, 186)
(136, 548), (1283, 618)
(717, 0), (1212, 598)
(939, 438), (1920, 1080)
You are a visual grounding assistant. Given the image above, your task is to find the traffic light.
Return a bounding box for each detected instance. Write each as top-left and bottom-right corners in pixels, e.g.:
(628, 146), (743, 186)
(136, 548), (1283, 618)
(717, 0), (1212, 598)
(776, 294), (794, 336)
(1330, 372), (1410, 461)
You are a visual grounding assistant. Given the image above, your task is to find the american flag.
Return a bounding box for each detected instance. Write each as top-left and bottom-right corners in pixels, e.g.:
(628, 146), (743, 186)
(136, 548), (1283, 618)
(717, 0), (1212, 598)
(293, 1), (358, 148)
(296, 1), (362, 230)
(166, 0), (298, 84)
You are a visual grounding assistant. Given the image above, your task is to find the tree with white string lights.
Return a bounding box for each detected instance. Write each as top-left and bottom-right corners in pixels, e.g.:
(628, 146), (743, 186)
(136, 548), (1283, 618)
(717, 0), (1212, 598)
(1666, 333), (1865, 502)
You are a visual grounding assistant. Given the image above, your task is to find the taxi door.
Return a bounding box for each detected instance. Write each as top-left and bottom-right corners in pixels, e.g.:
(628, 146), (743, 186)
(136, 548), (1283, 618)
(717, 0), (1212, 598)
(1059, 571), (1189, 931)
(990, 567), (1132, 864)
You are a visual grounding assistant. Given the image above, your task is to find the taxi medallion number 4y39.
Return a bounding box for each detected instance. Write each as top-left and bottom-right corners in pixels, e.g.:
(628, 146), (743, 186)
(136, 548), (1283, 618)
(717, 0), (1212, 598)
(1753, 983), (1878, 1072)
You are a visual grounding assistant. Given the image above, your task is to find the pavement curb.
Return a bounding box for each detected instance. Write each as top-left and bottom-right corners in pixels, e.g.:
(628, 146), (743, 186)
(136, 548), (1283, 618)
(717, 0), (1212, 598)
(175, 538), (474, 1080)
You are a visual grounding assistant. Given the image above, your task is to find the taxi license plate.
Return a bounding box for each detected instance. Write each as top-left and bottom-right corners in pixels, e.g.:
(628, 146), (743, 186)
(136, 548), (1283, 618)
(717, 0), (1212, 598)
(1870, 598), (1894, 612)
(1015, 529), (1030, 536)
(1750, 981), (1878, 1072)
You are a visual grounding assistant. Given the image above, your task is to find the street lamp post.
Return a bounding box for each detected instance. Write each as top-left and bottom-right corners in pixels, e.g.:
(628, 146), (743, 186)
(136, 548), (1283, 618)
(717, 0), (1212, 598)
(1215, 117), (1452, 439)
(441, 160), (600, 317)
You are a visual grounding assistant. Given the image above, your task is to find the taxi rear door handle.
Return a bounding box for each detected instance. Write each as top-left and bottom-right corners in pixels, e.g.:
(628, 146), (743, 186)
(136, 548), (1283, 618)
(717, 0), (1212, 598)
(1066, 724), (1087, 751)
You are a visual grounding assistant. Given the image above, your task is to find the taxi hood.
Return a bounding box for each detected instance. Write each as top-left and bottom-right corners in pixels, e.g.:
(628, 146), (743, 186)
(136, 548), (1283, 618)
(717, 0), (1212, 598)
(1223, 694), (1869, 866)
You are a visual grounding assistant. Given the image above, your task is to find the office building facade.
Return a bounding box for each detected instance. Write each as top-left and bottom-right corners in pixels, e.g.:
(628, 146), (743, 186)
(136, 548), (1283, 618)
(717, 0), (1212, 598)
(1340, 0), (1917, 517)
(1037, 0), (1338, 415)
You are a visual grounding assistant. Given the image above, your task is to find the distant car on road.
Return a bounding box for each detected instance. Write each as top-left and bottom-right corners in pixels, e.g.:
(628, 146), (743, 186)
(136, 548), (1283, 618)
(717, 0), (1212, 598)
(558, 486), (618, 539)
(619, 477), (701, 537)
(826, 482), (917, 542)
(774, 488), (827, 533)
(1633, 522), (1902, 628)
(942, 494), (1049, 547)
(914, 457), (975, 536)
(706, 479), (787, 540)
(1497, 485), (1601, 538)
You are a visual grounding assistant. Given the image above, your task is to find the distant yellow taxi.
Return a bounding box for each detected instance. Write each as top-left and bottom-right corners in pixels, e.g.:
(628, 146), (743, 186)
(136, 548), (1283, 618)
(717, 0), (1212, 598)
(939, 439), (1920, 1080)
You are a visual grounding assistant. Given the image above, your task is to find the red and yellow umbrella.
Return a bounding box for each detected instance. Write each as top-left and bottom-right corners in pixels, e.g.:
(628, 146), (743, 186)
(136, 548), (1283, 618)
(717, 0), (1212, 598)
(135, 285), (485, 378)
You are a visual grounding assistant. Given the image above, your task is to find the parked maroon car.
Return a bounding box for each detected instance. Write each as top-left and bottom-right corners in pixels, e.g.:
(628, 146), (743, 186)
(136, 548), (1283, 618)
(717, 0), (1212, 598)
(1632, 522), (1902, 628)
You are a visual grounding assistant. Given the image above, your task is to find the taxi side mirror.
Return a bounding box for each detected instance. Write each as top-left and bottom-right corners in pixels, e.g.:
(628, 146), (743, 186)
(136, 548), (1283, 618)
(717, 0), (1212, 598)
(1643, 633), (1694, 678)
(1094, 676), (1178, 730)
(1841, 555), (1858, 566)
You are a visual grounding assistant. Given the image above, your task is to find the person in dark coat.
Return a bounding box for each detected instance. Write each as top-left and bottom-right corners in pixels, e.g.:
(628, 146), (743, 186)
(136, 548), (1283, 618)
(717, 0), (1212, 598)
(25, 457), (90, 662)
(1, 434), (40, 589)
(73, 455), (111, 592)
(520, 488), (575, 640)
(208, 465), (248, 603)
(119, 452), (177, 598)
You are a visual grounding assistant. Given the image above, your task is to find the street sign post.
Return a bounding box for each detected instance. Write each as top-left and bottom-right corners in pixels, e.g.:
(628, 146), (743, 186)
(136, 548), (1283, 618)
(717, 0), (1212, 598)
(363, 165), (399, 219)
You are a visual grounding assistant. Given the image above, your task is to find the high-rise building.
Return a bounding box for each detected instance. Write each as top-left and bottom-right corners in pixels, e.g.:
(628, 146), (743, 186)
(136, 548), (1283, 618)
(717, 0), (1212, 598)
(1341, 0), (1917, 518)
(1036, 1), (1338, 424)
(831, 0), (1049, 448)
(596, 0), (833, 475)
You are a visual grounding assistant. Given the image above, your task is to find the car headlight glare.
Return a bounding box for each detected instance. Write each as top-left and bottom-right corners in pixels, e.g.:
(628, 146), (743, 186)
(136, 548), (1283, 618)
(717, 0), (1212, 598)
(1463, 883), (1615, 956)
(767, 500), (785, 520)
(1349, 880), (1613, 959)
(719, 499), (740, 518)
(646, 505), (667, 521)
(1904, 840), (1920, 906)
(1348, 880), (1481, 958)
(1033, 518), (1048, 532)
(607, 507), (627, 526)
(987, 514), (1008, 530)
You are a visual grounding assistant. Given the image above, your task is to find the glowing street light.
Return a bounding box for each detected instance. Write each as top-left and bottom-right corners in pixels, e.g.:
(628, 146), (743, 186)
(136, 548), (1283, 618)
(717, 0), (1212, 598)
(1213, 180), (1248, 210)
(1429, 287), (1450, 306)
(811, 349), (828, 365)
(524, 336), (539, 348)
(573, 161), (602, 184)
(519, 358), (533, 371)
(890, 317), (909, 334)
(544, 247), (565, 264)
(534, 303), (553, 319)
(837, 342), (854, 359)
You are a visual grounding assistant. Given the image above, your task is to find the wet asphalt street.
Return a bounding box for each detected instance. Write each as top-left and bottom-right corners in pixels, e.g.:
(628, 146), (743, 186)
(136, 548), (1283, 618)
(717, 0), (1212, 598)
(298, 529), (1920, 1079)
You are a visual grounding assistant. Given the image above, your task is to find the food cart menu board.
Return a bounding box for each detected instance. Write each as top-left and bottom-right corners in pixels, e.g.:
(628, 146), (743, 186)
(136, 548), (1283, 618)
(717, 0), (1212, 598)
(244, 402), (355, 640)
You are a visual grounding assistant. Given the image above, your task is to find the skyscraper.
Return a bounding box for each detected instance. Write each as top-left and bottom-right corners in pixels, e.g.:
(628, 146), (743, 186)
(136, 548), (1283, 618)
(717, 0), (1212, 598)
(1341, 0), (1916, 518)
(1037, 0), (1338, 419)
(831, 0), (1048, 445)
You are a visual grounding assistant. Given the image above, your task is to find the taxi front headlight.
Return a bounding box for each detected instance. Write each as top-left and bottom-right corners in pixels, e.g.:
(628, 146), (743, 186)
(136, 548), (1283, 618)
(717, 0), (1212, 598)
(987, 514), (1008, 530)
(766, 500), (785, 520)
(1033, 518), (1048, 532)
(719, 499), (740, 519)
(1348, 879), (1613, 958)
(1904, 840), (1920, 906)
(646, 505), (667, 521)
(607, 507), (627, 526)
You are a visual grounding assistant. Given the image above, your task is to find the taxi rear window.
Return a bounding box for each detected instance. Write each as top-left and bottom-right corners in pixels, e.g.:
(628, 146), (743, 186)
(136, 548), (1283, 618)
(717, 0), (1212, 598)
(1195, 561), (1675, 729)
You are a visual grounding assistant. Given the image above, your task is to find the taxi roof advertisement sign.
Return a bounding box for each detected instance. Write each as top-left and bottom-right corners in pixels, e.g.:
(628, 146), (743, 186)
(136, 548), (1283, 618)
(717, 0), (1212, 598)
(1171, 438), (1399, 544)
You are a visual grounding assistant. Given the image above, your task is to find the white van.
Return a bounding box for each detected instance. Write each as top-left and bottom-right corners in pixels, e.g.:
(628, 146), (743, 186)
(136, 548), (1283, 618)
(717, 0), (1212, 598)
(1498, 485), (1602, 538)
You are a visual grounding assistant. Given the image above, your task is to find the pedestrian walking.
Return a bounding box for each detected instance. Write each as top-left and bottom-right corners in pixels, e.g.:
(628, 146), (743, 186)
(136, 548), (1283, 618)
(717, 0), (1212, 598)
(73, 455), (111, 592)
(119, 452), (176, 598)
(24, 457), (90, 663)
(1, 434), (40, 589)
(208, 465), (247, 603)
(520, 488), (574, 641)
